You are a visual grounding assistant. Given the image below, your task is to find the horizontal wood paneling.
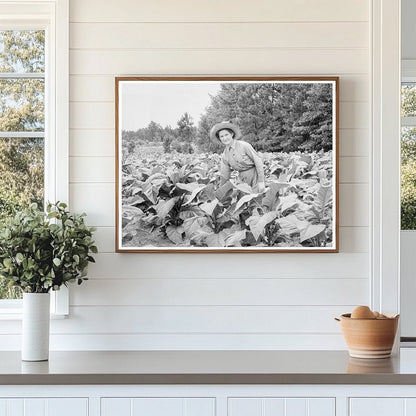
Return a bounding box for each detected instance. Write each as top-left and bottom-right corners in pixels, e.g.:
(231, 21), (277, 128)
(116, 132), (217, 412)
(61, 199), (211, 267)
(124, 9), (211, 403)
(86, 253), (369, 279)
(70, 22), (368, 49)
(70, 157), (114, 183)
(69, 0), (369, 23)
(0, 306), (353, 335)
(339, 184), (369, 227)
(71, 278), (368, 306)
(69, 75), (369, 103)
(70, 76), (114, 102)
(70, 103), (113, 129)
(69, 130), (115, 157)
(339, 227), (369, 253)
(339, 102), (369, 129)
(49, 305), (355, 334)
(339, 157), (369, 183)
(69, 183), (114, 226)
(339, 129), (369, 157)
(70, 49), (368, 76)
(0, 333), (347, 350)
(91, 227), (115, 253)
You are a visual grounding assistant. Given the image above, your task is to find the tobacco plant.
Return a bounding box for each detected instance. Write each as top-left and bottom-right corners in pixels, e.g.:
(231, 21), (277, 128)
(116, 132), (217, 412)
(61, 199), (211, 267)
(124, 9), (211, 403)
(122, 151), (333, 248)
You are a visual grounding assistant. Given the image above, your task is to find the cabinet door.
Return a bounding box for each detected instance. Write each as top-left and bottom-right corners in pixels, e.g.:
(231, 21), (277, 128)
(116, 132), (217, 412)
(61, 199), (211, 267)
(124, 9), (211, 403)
(228, 397), (335, 416)
(101, 398), (215, 416)
(0, 398), (88, 416)
(350, 398), (416, 416)
(350, 398), (403, 416)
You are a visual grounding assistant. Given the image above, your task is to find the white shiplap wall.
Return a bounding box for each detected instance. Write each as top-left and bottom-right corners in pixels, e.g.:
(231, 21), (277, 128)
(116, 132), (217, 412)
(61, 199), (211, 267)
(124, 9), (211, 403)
(53, 0), (370, 350)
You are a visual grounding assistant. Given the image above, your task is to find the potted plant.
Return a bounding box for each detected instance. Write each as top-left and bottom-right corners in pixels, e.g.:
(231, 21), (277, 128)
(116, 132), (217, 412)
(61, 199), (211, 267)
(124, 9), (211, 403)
(0, 202), (97, 361)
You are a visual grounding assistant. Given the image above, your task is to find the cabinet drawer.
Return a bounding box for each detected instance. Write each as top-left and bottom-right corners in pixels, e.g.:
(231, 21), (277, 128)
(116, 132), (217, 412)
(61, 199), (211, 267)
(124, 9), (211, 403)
(228, 397), (335, 416)
(350, 398), (416, 416)
(101, 397), (215, 416)
(0, 398), (88, 416)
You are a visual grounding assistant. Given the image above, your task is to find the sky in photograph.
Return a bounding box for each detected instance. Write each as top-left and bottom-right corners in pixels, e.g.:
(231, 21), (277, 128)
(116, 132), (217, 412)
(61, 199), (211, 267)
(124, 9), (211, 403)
(121, 81), (222, 131)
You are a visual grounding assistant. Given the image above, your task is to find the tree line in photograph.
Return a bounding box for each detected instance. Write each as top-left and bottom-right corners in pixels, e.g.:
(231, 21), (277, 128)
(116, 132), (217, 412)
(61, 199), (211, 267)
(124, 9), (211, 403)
(122, 82), (334, 157)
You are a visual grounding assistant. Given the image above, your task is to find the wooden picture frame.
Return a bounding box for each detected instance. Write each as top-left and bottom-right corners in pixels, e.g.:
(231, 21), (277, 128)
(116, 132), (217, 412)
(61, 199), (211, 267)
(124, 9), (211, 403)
(115, 76), (339, 253)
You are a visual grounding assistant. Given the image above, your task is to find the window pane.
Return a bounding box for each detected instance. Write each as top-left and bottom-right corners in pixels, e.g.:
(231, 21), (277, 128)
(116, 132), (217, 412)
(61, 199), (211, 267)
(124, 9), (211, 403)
(0, 30), (45, 73)
(0, 138), (44, 218)
(0, 30), (45, 301)
(402, 127), (416, 162)
(402, 84), (416, 117)
(401, 127), (416, 230)
(0, 78), (44, 132)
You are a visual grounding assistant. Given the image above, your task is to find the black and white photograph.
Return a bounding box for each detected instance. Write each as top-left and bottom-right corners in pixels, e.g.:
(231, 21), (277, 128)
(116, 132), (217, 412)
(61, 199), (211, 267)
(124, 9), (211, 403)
(116, 77), (338, 252)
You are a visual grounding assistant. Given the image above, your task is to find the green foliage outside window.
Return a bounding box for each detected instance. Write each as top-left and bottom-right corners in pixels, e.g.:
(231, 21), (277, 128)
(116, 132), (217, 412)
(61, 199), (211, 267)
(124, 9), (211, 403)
(401, 127), (416, 230)
(0, 30), (45, 298)
(402, 84), (416, 117)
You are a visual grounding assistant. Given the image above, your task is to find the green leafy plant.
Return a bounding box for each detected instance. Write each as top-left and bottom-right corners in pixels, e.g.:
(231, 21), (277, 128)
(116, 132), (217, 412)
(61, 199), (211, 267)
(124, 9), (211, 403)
(121, 149), (334, 248)
(0, 202), (97, 293)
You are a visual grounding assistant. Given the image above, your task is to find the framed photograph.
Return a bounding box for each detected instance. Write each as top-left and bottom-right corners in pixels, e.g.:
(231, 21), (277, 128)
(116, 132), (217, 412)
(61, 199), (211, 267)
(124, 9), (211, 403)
(116, 77), (339, 253)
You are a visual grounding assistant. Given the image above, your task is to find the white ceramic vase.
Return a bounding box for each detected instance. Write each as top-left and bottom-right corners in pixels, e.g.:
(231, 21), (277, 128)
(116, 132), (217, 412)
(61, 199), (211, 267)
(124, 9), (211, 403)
(22, 292), (50, 361)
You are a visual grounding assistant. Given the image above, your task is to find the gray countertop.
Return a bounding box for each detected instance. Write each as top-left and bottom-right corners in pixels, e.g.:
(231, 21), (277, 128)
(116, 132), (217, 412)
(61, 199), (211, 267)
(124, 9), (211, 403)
(1, 349), (416, 385)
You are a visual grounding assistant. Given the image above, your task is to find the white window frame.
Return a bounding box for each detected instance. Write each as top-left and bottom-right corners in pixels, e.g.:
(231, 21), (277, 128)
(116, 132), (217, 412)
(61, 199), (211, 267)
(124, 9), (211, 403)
(371, 0), (401, 322)
(0, 0), (69, 317)
(399, 60), (416, 340)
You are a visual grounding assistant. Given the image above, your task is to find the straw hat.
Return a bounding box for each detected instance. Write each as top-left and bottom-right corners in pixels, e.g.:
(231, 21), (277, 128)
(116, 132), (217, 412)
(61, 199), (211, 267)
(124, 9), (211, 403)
(209, 121), (241, 143)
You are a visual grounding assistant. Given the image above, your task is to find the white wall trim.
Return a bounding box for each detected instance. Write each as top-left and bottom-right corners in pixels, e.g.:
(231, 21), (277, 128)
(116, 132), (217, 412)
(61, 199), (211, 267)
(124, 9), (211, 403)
(400, 59), (416, 337)
(371, 0), (401, 315)
(54, 0), (69, 204)
(0, 0), (69, 315)
(49, 0), (69, 314)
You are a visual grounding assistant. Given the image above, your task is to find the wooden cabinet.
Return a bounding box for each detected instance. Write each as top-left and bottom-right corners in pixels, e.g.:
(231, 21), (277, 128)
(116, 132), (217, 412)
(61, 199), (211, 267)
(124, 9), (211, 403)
(2, 385), (416, 416)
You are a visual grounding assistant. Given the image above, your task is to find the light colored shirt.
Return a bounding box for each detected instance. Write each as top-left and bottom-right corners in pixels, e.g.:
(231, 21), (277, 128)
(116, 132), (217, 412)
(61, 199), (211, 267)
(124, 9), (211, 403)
(220, 140), (265, 184)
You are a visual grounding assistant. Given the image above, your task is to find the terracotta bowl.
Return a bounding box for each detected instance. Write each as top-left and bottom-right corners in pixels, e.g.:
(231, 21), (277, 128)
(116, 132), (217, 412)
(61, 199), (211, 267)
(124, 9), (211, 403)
(337, 313), (399, 359)
(347, 357), (394, 373)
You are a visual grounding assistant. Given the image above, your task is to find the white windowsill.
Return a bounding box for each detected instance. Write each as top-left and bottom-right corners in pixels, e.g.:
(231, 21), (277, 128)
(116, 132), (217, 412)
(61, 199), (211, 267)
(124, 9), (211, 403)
(0, 312), (67, 320)
(0, 285), (69, 319)
(0, 300), (67, 319)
